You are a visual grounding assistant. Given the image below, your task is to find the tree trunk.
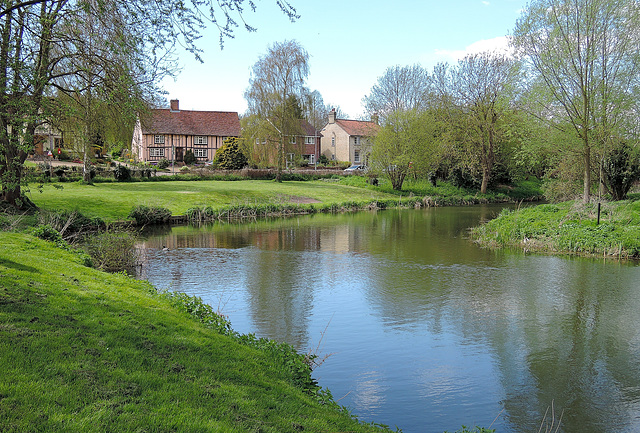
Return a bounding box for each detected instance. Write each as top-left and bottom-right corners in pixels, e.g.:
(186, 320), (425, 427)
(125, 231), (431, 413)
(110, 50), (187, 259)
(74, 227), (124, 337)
(583, 137), (591, 203)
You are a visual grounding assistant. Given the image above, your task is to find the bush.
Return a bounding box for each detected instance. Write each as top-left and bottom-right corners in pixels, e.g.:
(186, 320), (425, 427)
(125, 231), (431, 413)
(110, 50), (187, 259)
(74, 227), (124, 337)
(84, 231), (138, 273)
(32, 224), (64, 244)
(213, 137), (248, 170)
(114, 164), (131, 182)
(183, 149), (197, 165)
(128, 205), (171, 225)
(157, 158), (170, 169)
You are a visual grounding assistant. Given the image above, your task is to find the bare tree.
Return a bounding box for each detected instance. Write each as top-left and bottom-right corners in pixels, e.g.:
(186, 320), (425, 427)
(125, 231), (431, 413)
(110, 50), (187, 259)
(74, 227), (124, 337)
(244, 40), (309, 181)
(450, 52), (521, 194)
(362, 64), (431, 121)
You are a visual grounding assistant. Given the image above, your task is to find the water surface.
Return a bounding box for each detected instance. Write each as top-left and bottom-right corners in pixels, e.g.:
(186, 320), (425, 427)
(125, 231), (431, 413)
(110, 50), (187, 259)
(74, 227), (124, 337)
(137, 207), (640, 433)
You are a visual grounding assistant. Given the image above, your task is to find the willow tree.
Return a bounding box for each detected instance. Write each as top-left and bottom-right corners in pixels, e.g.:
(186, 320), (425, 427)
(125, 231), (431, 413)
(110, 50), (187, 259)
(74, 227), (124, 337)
(244, 40), (309, 181)
(513, 0), (640, 203)
(0, 0), (298, 207)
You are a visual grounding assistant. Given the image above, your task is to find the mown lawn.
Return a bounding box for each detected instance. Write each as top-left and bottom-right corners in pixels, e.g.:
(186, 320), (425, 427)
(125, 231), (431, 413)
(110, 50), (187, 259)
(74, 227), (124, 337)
(0, 232), (388, 432)
(27, 180), (399, 221)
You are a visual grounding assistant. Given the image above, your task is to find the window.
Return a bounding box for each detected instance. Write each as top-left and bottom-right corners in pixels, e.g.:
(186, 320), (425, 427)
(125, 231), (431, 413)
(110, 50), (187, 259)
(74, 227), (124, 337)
(331, 154), (336, 160)
(354, 150), (360, 163)
(256, 138), (267, 145)
(193, 148), (207, 158)
(154, 135), (165, 144)
(194, 136), (208, 145)
(149, 148), (165, 157)
(305, 136), (314, 145)
(289, 136), (297, 144)
(331, 136), (336, 147)
(308, 154), (315, 164)
(354, 136), (360, 146)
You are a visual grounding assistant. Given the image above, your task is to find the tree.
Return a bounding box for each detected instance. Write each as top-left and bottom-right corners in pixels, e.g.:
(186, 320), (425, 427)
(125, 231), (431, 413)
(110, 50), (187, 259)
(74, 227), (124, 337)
(0, 0), (298, 207)
(244, 40), (309, 181)
(449, 52), (521, 194)
(513, 0), (640, 203)
(371, 109), (440, 190)
(362, 64), (431, 121)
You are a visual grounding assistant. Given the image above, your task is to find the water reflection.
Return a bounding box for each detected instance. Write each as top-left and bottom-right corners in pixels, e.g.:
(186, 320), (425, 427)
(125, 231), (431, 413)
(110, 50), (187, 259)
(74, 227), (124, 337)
(137, 207), (640, 433)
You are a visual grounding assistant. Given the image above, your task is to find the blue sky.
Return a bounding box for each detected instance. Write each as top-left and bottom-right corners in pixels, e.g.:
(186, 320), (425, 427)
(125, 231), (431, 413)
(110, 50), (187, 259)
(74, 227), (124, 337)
(161, 0), (527, 119)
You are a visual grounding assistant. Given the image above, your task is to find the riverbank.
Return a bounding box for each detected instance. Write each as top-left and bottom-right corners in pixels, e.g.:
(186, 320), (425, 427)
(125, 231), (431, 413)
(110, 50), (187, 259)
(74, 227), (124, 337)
(24, 177), (543, 223)
(0, 232), (390, 432)
(471, 198), (640, 259)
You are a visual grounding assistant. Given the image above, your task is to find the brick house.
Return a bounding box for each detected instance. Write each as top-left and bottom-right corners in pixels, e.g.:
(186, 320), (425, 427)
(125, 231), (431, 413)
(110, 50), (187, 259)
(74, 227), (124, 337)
(248, 119), (321, 167)
(320, 109), (379, 165)
(132, 99), (240, 163)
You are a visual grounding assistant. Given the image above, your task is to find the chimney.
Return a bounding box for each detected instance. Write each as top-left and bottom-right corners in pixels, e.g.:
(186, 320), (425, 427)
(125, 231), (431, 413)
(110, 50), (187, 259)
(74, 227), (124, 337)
(170, 99), (180, 112)
(328, 108), (336, 124)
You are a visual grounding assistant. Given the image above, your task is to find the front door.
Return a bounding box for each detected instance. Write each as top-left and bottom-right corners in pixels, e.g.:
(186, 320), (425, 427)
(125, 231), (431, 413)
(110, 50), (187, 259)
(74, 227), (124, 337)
(175, 147), (183, 162)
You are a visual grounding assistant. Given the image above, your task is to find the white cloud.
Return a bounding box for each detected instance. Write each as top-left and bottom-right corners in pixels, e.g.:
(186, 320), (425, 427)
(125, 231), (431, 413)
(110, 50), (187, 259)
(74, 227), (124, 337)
(428, 36), (513, 66)
(482, 1), (491, 6)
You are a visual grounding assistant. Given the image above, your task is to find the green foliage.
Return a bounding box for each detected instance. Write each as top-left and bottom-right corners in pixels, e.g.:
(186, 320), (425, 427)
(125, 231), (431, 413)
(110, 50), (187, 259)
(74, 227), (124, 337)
(84, 231), (138, 272)
(157, 158), (170, 169)
(162, 291), (233, 336)
(213, 137), (248, 169)
(114, 164), (132, 182)
(183, 149), (197, 165)
(128, 205), (171, 225)
(601, 142), (640, 200)
(32, 224), (64, 244)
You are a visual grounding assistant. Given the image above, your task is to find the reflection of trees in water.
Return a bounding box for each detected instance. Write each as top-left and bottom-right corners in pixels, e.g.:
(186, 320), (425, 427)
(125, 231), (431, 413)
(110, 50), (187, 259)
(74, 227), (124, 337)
(363, 226), (640, 433)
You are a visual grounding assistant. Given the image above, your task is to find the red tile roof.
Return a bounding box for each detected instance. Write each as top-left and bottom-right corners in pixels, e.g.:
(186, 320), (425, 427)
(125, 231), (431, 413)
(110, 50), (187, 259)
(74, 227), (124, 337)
(335, 119), (380, 136)
(142, 109), (240, 136)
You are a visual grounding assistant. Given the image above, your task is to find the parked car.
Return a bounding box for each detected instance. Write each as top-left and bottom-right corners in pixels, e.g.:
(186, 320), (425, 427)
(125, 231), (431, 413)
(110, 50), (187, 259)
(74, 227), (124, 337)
(344, 164), (365, 172)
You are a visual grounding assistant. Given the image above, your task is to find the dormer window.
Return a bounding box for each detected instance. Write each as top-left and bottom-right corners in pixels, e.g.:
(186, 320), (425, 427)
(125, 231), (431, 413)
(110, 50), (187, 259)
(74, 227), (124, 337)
(154, 135), (165, 144)
(194, 136), (207, 145)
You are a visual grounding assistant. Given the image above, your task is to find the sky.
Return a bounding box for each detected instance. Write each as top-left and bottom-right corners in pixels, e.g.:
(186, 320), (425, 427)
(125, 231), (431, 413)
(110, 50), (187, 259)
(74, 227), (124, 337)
(160, 0), (527, 120)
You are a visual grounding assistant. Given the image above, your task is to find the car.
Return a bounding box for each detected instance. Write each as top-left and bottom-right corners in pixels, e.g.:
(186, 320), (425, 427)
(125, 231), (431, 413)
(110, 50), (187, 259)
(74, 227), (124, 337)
(344, 164), (365, 172)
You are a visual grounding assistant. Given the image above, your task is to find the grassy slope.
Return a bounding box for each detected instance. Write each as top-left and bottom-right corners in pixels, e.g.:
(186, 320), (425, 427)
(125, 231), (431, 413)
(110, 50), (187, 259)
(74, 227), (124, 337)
(27, 180), (399, 221)
(0, 233), (384, 432)
(472, 200), (640, 258)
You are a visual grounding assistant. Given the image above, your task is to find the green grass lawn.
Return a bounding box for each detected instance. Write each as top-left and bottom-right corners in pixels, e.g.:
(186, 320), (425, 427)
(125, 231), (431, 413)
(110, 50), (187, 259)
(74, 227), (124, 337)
(0, 232), (389, 432)
(27, 180), (399, 221)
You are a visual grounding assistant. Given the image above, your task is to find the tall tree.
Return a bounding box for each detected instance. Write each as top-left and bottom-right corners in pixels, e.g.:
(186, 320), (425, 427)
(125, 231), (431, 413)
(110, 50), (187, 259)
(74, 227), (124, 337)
(0, 0), (298, 207)
(513, 0), (640, 203)
(362, 64), (431, 121)
(450, 52), (521, 194)
(244, 40), (309, 181)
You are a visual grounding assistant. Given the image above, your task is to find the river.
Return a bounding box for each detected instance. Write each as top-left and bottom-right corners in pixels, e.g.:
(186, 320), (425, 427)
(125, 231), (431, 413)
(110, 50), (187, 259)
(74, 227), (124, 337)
(136, 205), (640, 433)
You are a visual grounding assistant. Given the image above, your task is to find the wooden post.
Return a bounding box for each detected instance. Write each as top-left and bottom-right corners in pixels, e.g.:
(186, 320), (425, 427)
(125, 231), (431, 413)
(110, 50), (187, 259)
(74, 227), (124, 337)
(597, 202), (601, 225)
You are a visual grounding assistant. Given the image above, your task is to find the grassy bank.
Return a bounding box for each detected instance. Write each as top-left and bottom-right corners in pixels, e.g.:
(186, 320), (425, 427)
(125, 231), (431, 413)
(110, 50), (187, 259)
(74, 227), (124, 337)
(471, 199), (640, 259)
(0, 232), (390, 432)
(26, 177), (543, 223)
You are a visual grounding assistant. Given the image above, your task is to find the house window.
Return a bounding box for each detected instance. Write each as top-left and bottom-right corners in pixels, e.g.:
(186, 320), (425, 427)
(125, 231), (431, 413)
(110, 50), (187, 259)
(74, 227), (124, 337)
(193, 148), (207, 158)
(154, 135), (165, 144)
(305, 136), (314, 145)
(307, 154), (315, 164)
(194, 136), (208, 145)
(256, 138), (267, 145)
(354, 136), (360, 146)
(289, 136), (297, 144)
(354, 150), (360, 163)
(331, 154), (336, 160)
(331, 136), (335, 147)
(149, 148), (165, 157)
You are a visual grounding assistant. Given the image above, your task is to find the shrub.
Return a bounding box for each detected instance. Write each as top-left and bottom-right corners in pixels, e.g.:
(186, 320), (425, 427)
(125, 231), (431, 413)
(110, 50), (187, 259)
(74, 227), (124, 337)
(84, 231), (138, 273)
(113, 164), (131, 181)
(213, 137), (248, 170)
(183, 149), (197, 165)
(157, 158), (170, 169)
(128, 205), (171, 225)
(32, 224), (64, 244)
